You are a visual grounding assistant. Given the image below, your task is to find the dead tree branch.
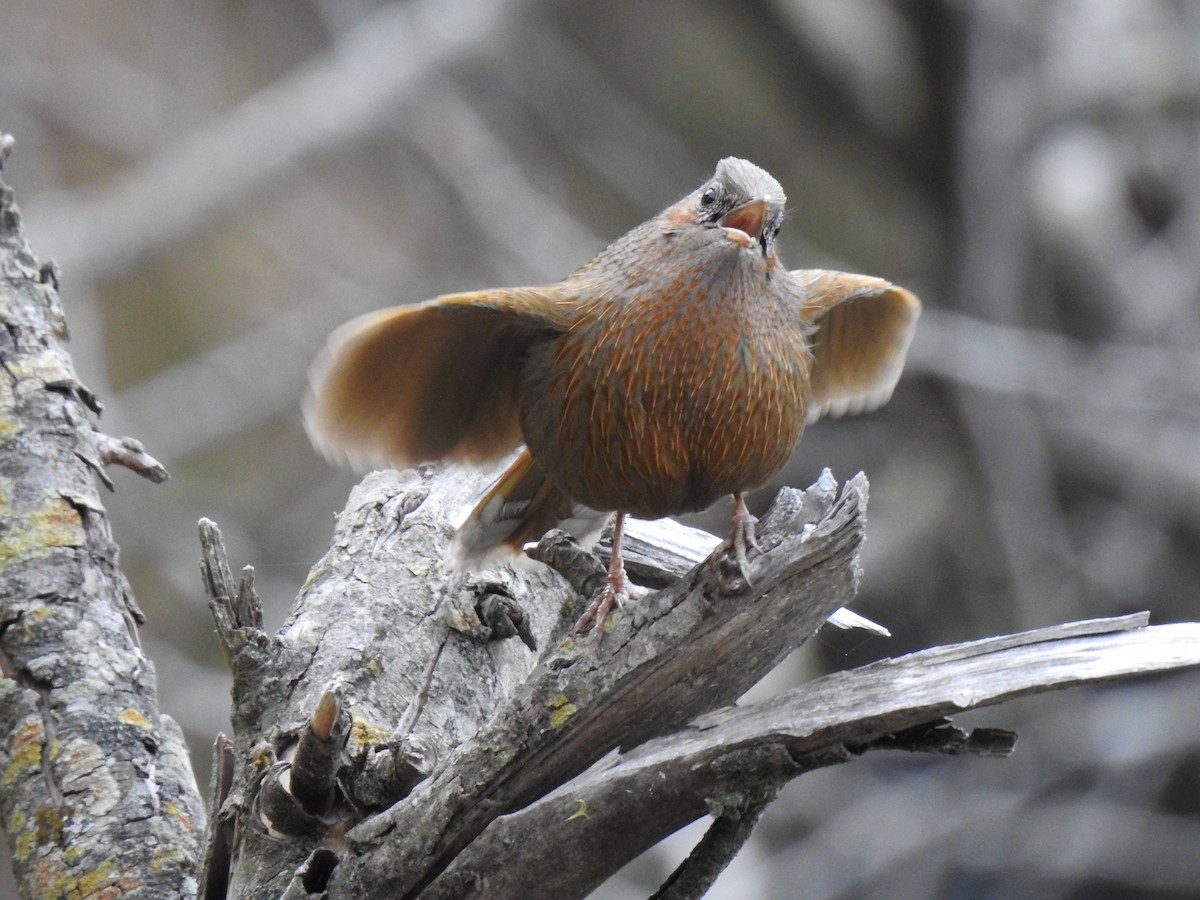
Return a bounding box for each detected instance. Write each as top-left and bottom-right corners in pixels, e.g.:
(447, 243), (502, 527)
(196, 453), (1200, 898)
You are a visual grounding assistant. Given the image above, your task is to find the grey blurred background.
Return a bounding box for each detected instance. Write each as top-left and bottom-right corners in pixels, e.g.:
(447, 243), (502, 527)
(3, 0), (1200, 897)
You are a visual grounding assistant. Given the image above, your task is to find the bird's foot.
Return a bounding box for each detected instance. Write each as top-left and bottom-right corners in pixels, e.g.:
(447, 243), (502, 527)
(574, 511), (630, 635)
(572, 577), (627, 635)
(721, 494), (761, 585)
(702, 495), (762, 609)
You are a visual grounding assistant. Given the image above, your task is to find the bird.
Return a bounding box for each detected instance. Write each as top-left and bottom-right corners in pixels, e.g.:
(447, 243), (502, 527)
(305, 157), (920, 633)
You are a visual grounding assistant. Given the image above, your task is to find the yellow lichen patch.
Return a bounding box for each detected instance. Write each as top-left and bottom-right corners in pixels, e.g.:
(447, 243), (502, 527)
(117, 708), (151, 729)
(14, 827), (35, 862)
(4, 721), (44, 785)
(349, 710), (389, 748)
(0, 494), (83, 565)
(76, 860), (115, 895)
(8, 809), (32, 861)
(250, 744), (274, 771)
(548, 695), (578, 729)
(567, 798), (589, 821)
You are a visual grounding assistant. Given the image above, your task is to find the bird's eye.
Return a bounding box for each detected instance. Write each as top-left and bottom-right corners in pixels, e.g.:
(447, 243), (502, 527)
(700, 187), (718, 207)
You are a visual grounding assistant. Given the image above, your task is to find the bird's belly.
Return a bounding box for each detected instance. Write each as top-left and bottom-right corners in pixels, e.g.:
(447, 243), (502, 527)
(520, 321), (809, 518)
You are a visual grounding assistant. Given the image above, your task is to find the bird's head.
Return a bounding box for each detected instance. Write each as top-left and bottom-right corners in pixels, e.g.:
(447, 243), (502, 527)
(684, 157), (787, 261)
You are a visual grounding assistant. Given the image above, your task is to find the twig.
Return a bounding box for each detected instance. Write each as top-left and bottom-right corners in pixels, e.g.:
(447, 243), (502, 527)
(648, 790), (776, 900)
(93, 431), (169, 483)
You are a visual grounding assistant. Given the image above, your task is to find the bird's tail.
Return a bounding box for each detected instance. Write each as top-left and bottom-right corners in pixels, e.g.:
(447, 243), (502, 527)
(453, 449), (610, 561)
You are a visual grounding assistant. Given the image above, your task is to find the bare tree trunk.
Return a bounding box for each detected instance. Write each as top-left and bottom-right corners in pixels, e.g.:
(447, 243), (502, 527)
(0, 137), (203, 897)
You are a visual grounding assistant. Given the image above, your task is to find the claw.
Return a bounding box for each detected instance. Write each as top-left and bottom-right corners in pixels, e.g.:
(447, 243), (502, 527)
(724, 492), (761, 584)
(573, 512), (629, 635)
(710, 492), (761, 591)
(572, 579), (627, 635)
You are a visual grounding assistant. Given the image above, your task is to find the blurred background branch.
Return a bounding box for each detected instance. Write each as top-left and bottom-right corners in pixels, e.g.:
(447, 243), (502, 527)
(1, 0), (1197, 897)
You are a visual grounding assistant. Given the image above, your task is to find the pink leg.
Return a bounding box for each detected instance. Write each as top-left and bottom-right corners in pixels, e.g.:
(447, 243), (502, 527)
(722, 492), (761, 583)
(573, 511), (628, 634)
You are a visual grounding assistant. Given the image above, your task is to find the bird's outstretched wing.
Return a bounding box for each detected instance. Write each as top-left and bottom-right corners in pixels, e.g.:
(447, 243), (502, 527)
(796, 269), (921, 423)
(305, 287), (578, 470)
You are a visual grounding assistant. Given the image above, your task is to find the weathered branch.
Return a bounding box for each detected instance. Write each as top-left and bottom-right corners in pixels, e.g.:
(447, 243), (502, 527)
(326, 472), (866, 897)
(421, 615), (1199, 899)
(193, 436), (1200, 899)
(648, 791), (776, 900)
(0, 136), (203, 898)
(190, 456), (867, 898)
(195, 464), (574, 897)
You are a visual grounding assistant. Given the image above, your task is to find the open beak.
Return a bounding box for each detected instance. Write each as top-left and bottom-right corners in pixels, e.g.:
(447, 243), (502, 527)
(719, 198), (768, 251)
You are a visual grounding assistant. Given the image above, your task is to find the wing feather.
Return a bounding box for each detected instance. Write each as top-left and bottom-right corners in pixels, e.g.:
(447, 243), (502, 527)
(798, 269), (921, 423)
(304, 287), (575, 470)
